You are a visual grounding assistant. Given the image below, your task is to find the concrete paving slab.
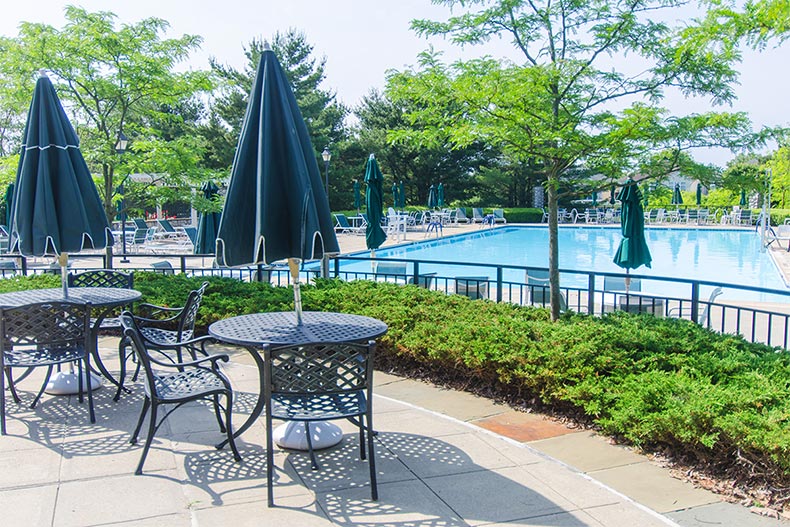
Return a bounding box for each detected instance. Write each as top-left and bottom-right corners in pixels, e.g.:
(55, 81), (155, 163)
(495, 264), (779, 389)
(585, 502), (679, 527)
(529, 431), (646, 472)
(426, 465), (576, 526)
(480, 509), (617, 527)
(53, 471), (188, 527)
(590, 461), (720, 514)
(0, 484), (57, 527)
(59, 432), (177, 480)
(374, 408), (472, 438)
(113, 513), (193, 526)
(0, 445), (62, 488)
(521, 460), (623, 510)
(194, 493), (334, 527)
(668, 501), (788, 527)
(373, 377), (505, 422)
(317, 478), (469, 527)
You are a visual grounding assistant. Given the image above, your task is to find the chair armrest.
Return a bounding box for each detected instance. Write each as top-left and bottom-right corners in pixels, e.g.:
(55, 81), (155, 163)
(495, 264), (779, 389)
(147, 352), (230, 369)
(134, 303), (184, 324)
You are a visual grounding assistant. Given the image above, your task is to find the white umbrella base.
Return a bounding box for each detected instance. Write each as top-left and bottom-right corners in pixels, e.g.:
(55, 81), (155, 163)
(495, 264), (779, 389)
(45, 371), (103, 395)
(273, 421), (343, 450)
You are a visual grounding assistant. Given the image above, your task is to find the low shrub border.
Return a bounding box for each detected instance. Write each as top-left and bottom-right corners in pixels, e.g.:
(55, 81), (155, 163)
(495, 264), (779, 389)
(5, 273), (789, 510)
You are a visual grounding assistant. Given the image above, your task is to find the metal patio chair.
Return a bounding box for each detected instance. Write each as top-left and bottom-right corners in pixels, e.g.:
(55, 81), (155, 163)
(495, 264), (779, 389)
(120, 313), (241, 475)
(263, 340), (378, 506)
(0, 301), (94, 434)
(68, 270), (134, 331)
(115, 281), (209, 401)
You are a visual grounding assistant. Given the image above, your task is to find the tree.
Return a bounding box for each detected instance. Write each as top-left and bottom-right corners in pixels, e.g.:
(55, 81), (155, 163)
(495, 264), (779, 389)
(0, 7), (213, 225)
(387, 0), (777, 320)
(356, 89), (493, 206)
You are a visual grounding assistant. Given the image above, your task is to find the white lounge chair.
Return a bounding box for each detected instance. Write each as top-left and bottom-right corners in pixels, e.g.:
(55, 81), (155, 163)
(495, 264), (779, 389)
(492, 209), (507, 224)
(668, 287), (723, 327)
(454, 276), (489, 300)
(766, 225), (790, 252)
(525, 269), (567, 310)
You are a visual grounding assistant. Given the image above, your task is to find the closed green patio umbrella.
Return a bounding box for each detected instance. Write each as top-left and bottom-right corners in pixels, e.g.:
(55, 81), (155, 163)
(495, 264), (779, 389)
(195, 181), (221, 254)
(10, 72), (111, 297)
(591, 191), (597, 207)
(427, 184), (437, 208)
(391, 182), (399, 209)
(365, 154), (387, 253)
(437, 182), (445, 208)
(215, 45), (338, 324)
(696, 184), (702, 206)
(740, 189), (747, 206)
(613, 180), (652, 290)
(4, 183), (14, 229)
(399, 181), (406, 208)
(671, 183), (683, 206)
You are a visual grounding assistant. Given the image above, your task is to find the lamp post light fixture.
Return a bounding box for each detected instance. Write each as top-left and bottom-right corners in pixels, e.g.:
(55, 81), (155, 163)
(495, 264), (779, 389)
(115, 132), (129, 262)
(322, 147), (331, 207)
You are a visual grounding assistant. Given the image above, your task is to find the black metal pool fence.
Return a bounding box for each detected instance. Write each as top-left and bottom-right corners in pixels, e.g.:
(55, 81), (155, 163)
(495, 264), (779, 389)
(1, 252), (788, 351)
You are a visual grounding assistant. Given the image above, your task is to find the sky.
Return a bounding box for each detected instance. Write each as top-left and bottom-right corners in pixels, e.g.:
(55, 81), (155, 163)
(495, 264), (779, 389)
(1, 0), (787, 167)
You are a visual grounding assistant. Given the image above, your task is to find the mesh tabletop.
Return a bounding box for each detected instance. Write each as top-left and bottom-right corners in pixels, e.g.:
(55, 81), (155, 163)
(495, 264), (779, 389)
(209, 311), (388, 347)
(0, 287), (141, 308)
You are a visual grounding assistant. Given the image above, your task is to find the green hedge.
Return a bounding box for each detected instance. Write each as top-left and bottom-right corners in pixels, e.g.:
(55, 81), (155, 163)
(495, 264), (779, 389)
(6, 274), (789, 482)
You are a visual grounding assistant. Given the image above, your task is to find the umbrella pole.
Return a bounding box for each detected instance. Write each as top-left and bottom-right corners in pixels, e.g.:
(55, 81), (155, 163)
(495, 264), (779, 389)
(624, 269), (631, 293)
(288, 258), (303, 326)
(59, 252), (69, 298)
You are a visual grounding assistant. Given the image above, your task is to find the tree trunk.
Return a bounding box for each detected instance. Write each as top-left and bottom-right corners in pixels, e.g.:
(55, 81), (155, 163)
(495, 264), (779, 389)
(547, 172), (561, 321)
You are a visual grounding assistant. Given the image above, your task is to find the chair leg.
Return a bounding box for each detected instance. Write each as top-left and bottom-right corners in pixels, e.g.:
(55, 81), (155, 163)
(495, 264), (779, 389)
(367, 411), (378, 501)
(31, 366), (54, 409)
(76, 360), (84, 404)
(304, 422), (320, 471)
(358, 414), (366, 460)
(212, 394), (226, 433)
(135, 401), (158, 475)
(266, 413), (275, 507)
(114, 345), (129, 402)
(4, 366), (21, 403)
(222, 393), (241, 463)
(0, 365), (5, 435)
(84, 357), (95, 424)
(130, 396), (151, 444)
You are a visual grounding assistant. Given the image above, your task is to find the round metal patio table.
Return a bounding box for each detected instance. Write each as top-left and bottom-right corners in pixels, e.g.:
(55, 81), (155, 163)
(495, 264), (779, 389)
(0, 287), (142, 392)
(209, 311), (388, 447)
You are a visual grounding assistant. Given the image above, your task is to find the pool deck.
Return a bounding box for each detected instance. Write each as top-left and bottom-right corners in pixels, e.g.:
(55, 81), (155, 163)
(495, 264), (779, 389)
(1, 337), (787, 527)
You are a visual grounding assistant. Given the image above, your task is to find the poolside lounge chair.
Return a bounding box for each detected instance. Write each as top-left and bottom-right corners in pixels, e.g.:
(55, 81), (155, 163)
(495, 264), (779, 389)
(155, 218), (191, 242)
(525, 269), (567, 310)
(492, 209), (507, 224)
(386, 208), (407, 240)
(766, 225), (790, 252)
(334, 213), (364, 234)
(603, 275), (641, 292)
(686, 209), (699, 224)
(407, 272), (437, 289)
(374, 261), (407, 282)
(454, 276), (489, 300)
(151, 261), (175, 275)
(738, 210), (753, 226)
(667, 287), (723, 327)
(455, 207), (470, 224)
(471, 208), (485, 223)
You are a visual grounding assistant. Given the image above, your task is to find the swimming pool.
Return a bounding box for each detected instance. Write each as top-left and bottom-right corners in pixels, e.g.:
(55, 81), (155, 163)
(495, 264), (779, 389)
(342, 226), (788, 301)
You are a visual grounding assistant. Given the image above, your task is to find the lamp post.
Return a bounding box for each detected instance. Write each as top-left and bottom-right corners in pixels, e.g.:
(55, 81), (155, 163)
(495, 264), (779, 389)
(322, 147), (331, 207)
(115, 132), (129, 262)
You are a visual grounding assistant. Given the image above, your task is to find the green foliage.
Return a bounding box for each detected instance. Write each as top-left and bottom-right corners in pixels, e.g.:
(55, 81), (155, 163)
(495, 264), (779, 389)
(1, 273), (788, 475)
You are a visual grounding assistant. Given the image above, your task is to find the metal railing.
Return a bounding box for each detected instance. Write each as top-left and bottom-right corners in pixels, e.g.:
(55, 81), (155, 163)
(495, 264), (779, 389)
(1, 251), (787, 350)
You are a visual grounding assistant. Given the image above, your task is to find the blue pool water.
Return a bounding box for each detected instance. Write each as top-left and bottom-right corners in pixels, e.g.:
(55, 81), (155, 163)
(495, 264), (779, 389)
(343, 226), (789, 301)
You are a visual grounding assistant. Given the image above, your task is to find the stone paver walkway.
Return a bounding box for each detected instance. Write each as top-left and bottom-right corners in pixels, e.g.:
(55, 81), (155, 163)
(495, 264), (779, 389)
(0, 337), (786, 527)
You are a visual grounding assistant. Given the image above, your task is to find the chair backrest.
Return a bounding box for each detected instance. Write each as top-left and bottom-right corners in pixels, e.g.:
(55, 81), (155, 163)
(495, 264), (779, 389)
(263, 340), (375, 398)
(472, 208), (484, 219)
(603, 275), (641, 292)
(1, 301), (90, 349)
(455, 276), (488, 300)
(334, 213), (351, 228)
(456, 207), (468, 220)
(68, 269), (133, 289)
(524, 268), (567, 309)
(407, 272), (437, 289)
(132, 227), (148, 244)
(151, 261), (175, 275)
(700, 287), (723, 326)
(177, 281), (209, 340)
(375, 261), (407, 277)
(119, 313), (164, 398)
(183, 226), (197, 245)
(132, 218), (149, 230)
(157, 219), (177, 233)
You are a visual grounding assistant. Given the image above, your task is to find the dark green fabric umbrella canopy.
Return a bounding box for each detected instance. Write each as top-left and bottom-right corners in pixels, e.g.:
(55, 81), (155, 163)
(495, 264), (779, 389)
(696, 184), (702, 206)
(5, 183), (14, 228)
(437, 183), (445, 208)
(365, 155), (387, 251)
(391, 182), (399, 209)
(671, 183), (683, 205)
(740, 189), (747, 206)
(427, 184), (437, 208)
(10, 74), (111, 257)
(195, 181), (221, 254)
(398, 181), (405, 208)
(215, 47), (338, 266)
(613, 180), (652, 272)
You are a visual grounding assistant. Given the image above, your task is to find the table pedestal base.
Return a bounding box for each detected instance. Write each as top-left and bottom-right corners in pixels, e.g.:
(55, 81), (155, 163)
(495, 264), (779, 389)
(45, 372), (102, 395)
(273, 421), (343, 450)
